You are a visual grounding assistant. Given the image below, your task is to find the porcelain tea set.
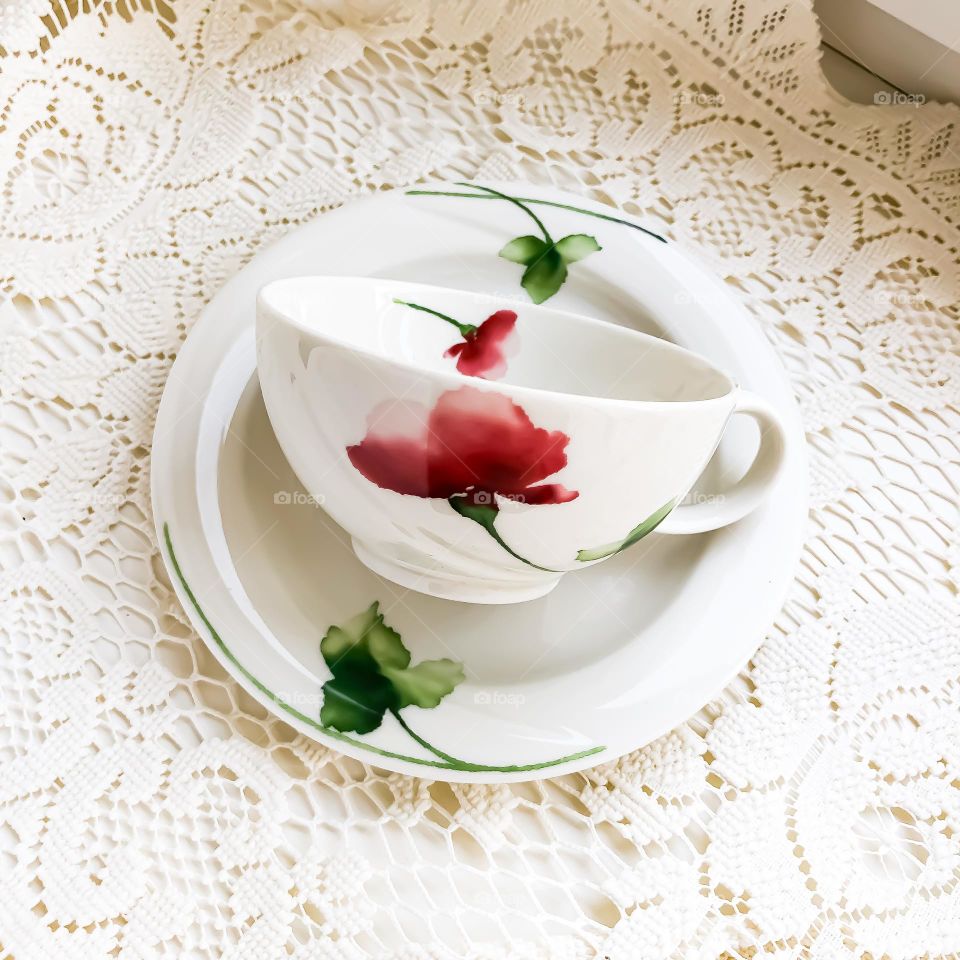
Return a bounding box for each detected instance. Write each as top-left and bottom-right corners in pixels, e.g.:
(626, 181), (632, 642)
(152, 182), (805, 780)
(257, 277), (789, 604)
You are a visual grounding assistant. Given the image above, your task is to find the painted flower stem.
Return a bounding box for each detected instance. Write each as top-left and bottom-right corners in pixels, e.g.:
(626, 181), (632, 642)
(164, 523), (601, 773)
(448, 496), (561, 574)
(456, 182), (553, 242)
(390, 708), (469, 765)
(393, 298), (476, 337)
(406, 185), (668, 243)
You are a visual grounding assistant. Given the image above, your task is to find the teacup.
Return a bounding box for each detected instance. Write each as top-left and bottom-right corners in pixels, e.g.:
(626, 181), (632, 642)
(256, 277), (790, 604)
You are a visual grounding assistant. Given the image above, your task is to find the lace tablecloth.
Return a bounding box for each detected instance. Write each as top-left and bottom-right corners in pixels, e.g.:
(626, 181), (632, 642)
(2, 1), (959, 956)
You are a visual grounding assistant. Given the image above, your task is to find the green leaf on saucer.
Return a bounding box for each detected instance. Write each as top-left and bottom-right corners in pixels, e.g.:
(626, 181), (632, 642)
(321, 669), (395, 735)
(499, 232), (601, 304)
(519, 246), (567, 304)
(320, 602), (464, 734)
(387, 659), (465, 709)
(576, 499), (677, 563)
(554, 233), (601, 262)
(499, 235), (548, 263)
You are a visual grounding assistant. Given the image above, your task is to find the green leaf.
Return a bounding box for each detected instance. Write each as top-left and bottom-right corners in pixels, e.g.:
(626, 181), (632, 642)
(576, 499), (677, 562)
(499, 230), (601, 304)
(499, 235), (548, 264)
(385, 659), (465, 709)
(554, 233), (601, 263)
(320, 669), (395, 734)
(320, 604), (400, 670)
(521, 246), (567, 304)
(319, 601), (465, 734)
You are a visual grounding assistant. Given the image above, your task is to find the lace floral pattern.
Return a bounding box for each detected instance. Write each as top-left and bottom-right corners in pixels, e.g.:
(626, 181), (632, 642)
(2, 1), (958, 956)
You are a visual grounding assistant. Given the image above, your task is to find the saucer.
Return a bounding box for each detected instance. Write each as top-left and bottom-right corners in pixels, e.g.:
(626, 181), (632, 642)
(152, 181), (807, 783)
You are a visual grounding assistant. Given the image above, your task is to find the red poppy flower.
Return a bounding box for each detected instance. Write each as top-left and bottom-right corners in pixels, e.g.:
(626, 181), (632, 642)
(444, 309), (517, 379)
(346, 386), (578, 508)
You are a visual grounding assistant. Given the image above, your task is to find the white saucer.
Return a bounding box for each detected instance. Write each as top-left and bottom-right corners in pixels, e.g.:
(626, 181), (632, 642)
(152, 181), (807, 783)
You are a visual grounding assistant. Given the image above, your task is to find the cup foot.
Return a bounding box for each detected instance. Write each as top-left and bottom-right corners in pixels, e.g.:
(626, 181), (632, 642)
(351, 538), (563, 605)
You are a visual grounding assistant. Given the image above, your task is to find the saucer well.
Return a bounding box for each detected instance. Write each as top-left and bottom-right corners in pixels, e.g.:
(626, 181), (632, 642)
(151, 181), (807, 782)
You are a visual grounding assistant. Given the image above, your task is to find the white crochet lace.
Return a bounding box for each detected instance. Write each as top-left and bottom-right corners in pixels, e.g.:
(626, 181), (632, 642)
(2, 1), (958, 956)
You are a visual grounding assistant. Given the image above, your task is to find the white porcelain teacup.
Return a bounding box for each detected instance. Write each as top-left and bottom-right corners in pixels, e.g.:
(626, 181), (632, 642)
(256, 277), (790, 604)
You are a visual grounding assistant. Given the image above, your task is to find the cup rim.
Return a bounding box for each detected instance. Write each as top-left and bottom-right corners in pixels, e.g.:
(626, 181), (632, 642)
(257, 275), (738, 411)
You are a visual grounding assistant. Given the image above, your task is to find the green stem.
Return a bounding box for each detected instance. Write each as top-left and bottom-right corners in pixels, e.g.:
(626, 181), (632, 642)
(393, 298), (476, 337)
(447, 497), (561, 573)
(453, 181), (553, 243)
(390, 708), (468, 765)
(407, 186), (668, 244)
(482, 517), (561, 573)
(163, 523), (601, 773)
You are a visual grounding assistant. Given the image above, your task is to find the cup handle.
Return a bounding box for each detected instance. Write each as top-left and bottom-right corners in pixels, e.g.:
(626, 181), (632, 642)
(656, 390), (789, 535)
